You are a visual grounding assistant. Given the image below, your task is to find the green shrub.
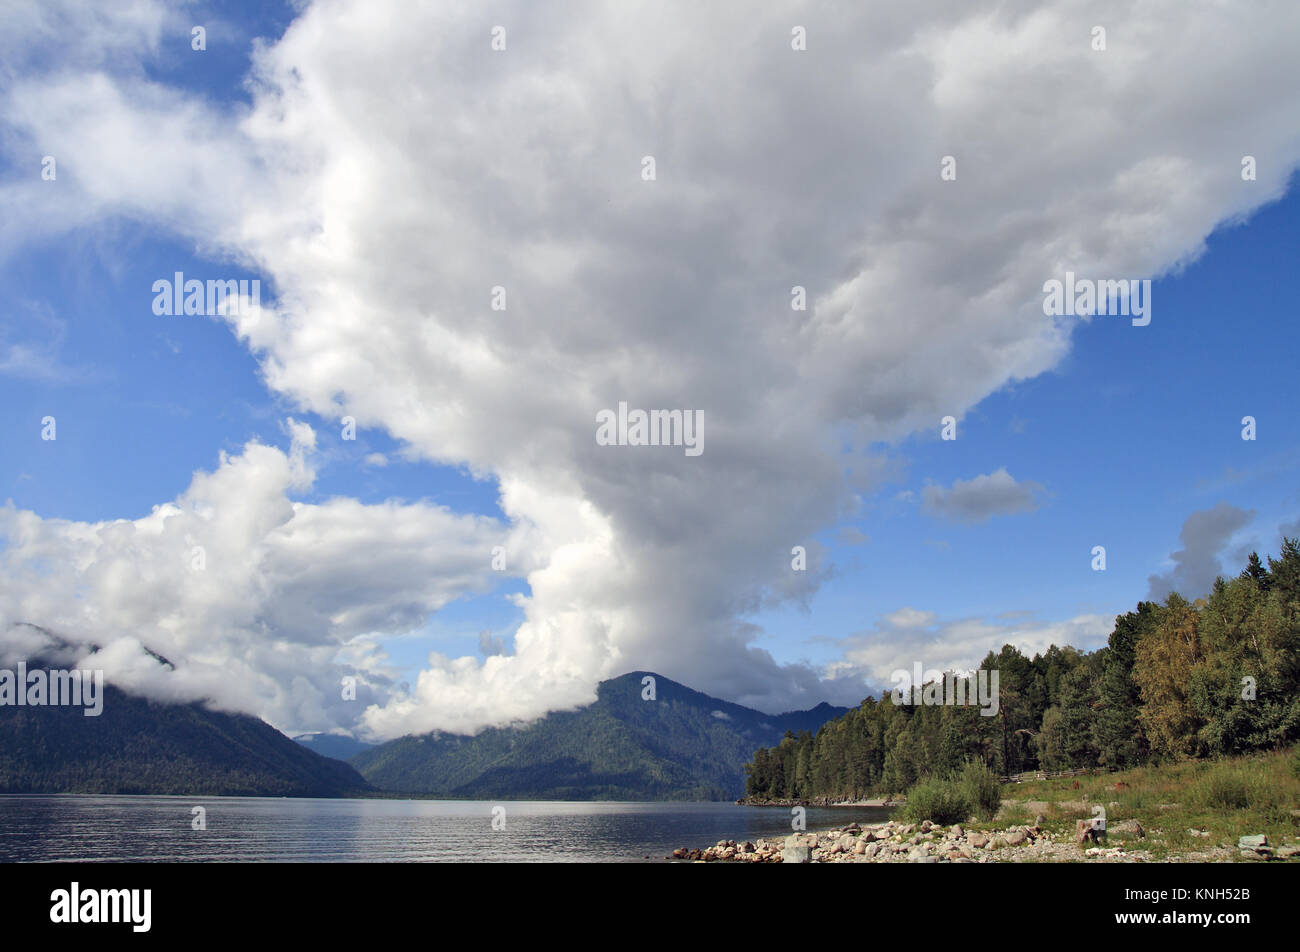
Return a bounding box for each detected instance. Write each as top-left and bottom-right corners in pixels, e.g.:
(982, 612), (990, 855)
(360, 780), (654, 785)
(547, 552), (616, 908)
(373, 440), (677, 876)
(902, 778), (972, 825)
(955, 759), (1002, 821)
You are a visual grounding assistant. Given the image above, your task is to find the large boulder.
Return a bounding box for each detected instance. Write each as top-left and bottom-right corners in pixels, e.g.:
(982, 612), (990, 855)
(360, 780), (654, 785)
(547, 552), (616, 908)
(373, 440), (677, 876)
(1112, 819), (1144, 837)
(1076, 819), (1105, 846)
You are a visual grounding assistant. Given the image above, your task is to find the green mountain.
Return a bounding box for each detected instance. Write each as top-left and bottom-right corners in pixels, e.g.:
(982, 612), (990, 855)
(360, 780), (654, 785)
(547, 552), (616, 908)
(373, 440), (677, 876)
(0, 682), (371, 797)
(350, 671), (849, 800)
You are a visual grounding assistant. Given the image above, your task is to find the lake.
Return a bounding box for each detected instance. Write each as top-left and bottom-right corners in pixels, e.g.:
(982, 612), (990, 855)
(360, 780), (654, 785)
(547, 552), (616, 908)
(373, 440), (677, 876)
(0, 796), (894, 862)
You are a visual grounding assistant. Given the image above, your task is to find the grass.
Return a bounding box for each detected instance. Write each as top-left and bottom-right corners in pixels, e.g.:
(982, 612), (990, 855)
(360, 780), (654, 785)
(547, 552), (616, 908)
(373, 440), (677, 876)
(989, 745), (1300, 859)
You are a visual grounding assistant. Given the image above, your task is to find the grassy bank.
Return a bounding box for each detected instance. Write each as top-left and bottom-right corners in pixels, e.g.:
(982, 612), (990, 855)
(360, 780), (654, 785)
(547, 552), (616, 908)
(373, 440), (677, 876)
(978, 746), (1300, 859)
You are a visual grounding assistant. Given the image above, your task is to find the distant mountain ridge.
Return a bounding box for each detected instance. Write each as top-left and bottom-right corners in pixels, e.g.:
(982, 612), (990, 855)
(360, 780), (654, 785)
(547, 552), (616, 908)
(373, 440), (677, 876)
(0, 674), (371, 798)
(350, 671), (850, 800)
(292, 732), (376, 762)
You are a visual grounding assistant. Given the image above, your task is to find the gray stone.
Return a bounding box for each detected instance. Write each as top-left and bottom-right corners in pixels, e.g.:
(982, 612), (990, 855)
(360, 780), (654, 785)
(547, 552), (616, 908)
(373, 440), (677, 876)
(1238, 835), (1269, 850)
(782, 845), (812, 863)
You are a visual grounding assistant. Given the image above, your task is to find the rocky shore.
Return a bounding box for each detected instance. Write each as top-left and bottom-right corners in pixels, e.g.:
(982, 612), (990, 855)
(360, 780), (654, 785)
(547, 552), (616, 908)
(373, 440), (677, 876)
(670, 817), (1300, 863)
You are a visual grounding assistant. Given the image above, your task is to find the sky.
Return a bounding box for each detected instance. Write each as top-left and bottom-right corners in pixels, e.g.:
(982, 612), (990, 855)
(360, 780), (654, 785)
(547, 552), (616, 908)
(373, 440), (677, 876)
(1, 0), (1298, 741)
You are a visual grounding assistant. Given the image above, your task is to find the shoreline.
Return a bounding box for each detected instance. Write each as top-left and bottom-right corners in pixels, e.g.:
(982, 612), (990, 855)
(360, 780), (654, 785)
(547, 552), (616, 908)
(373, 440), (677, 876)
(671, 816), (1298, 863)
(734, 797), (898, 808)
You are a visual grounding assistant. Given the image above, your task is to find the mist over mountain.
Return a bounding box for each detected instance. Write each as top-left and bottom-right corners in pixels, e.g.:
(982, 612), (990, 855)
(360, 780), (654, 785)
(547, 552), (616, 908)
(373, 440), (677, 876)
(0, 678), (371, 798)
(350, 671), (849, 800)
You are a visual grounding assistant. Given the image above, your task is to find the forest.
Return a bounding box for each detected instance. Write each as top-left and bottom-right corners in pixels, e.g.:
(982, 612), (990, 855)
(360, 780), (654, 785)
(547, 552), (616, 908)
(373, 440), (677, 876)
(744, 540), (1300, 799)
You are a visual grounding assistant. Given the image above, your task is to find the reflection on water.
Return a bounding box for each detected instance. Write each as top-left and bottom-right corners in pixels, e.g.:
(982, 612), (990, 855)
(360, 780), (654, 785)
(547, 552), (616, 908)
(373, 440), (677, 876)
(0, 795), (893, 862)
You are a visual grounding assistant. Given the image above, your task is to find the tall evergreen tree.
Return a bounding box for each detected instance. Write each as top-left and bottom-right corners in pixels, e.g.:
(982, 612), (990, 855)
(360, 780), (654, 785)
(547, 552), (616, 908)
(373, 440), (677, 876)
(1241, 551), (1272, 592)
(1096, 601), (1160, 767)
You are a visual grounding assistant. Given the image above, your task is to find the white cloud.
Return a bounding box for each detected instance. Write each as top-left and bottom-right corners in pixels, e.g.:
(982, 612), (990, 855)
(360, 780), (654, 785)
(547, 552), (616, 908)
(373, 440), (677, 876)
(0, 301), (88, 383)
(827, 608), (1113, 691)
(883, 607), (938, 630)
(1148, 501), (1256, 601)
(0, 423), (511, 737)
(922, 468), (1046, 524)
(2, 0), (1300, 734)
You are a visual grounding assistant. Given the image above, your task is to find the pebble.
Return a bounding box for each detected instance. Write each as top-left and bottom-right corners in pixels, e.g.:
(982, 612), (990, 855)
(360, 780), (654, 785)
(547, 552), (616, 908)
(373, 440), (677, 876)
(670, 817), (1298, 864)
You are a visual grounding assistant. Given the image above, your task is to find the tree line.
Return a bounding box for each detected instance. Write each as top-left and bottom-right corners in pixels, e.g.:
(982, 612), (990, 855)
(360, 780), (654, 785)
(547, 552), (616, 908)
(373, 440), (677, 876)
(744, 540), (1300, 800)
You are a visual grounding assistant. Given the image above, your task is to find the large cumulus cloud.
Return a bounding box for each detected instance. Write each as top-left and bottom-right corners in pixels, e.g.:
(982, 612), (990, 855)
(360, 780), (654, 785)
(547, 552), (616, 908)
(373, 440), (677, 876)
(0, 422), (511, 735)
(2, 0), (1299, 735)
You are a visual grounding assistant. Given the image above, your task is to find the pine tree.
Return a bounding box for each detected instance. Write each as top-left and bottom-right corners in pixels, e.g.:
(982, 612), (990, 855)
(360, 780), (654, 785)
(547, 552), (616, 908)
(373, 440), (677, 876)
(1096, 602), (1159, 767)
(1241, 551), (1271, 592)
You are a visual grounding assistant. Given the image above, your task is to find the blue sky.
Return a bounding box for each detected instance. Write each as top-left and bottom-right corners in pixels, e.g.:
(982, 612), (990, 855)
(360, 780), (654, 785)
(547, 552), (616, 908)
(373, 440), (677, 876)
(772, 186), (1300, 674)
(2, 1), (1298, 735)
(6, 180), (1295, 692)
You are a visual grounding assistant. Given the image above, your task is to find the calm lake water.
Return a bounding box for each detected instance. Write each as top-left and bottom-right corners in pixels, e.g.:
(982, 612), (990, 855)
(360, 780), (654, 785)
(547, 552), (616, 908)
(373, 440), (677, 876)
(0, 796), (894, 862)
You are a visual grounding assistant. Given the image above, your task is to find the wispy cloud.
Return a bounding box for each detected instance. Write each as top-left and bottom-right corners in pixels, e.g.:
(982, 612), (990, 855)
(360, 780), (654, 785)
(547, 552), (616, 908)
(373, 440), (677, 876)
(1148, 501), (1255, 600)
(922, 468), (1046, 525)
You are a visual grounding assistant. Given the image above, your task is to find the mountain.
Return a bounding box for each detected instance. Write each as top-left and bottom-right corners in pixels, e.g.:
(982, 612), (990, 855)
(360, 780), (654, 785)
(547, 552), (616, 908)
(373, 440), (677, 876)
(0, 682), (371, 797)
(350, 671), (850, 800)
(293, 732), (376, 762)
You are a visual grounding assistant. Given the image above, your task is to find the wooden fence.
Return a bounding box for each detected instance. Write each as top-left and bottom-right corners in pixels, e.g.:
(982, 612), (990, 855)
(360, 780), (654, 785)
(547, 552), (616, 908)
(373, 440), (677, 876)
(999, 767), (1093, 784)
